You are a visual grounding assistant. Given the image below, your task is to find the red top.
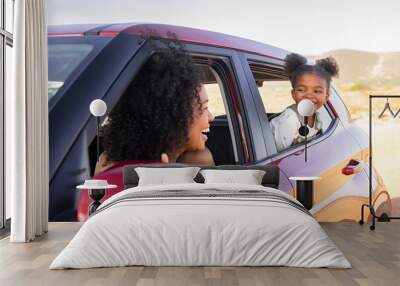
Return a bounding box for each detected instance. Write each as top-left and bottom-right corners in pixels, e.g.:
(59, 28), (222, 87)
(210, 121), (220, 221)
(77, 159), (157, 221)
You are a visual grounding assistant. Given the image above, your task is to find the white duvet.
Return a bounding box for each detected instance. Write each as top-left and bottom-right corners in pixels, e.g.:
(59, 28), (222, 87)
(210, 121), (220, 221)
(50, 183), (351, 269)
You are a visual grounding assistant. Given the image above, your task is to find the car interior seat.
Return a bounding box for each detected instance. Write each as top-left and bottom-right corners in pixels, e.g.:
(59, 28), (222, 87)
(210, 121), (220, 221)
(205, 114), (236, 166)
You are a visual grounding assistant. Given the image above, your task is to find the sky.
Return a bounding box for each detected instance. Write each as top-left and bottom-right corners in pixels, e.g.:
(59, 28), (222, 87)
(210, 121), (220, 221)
(47, 0), (400, 55)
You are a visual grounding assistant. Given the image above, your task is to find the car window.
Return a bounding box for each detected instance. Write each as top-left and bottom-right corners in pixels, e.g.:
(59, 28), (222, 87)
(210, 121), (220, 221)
(198, 64), (238, 165)
(194, 53), (250, 163)
(48, 43), (94, 100)
(317, 105), (334, 133)
(257, 80), (293, 114)
(248, 62), (334, 154)
(48, 36), (113, 103)
(203, 83), (225, 117)
(88, 54), (239, 173)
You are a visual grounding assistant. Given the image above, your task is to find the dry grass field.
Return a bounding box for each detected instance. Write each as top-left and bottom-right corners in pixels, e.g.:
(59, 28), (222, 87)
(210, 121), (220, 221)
(337, 84), (400, 199)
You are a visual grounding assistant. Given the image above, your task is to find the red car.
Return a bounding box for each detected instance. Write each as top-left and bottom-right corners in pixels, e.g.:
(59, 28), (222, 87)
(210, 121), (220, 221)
(48, 23), (389, 222)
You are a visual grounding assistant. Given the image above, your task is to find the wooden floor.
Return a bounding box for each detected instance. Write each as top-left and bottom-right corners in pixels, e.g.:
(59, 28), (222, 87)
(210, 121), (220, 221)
(0, 222), (399, 286)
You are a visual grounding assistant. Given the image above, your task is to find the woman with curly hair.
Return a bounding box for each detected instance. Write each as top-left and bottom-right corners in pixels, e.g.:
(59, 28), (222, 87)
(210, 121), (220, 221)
(270, 53), (339, 152)
(77, 40), (214, 221)
(96, 41), (214, 170)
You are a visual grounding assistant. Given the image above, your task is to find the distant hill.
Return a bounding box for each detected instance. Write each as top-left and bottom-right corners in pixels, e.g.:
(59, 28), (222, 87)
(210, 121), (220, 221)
(310, 49), (400, 87)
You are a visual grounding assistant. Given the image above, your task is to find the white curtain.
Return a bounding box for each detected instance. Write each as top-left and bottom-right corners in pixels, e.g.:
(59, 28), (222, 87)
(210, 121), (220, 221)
(7, 0), (49, 242)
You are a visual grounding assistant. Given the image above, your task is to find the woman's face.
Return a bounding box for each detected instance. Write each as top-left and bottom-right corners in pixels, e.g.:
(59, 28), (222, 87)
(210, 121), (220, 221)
(291, 73), (329, 110)
(185, 85), (214, 151)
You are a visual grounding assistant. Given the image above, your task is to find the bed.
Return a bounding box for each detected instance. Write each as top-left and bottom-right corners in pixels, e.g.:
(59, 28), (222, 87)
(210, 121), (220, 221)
(50, 164), (351, 269)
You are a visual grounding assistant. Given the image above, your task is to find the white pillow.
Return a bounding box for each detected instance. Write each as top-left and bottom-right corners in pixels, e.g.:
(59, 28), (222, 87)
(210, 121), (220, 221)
(135, 167), (200, 186)
(200, 169), (266, 185)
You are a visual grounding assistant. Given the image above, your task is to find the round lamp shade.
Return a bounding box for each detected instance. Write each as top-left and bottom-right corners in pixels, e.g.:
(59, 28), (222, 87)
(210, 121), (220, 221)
(297, 99), (315, 117)
(90, 99), (107, 117)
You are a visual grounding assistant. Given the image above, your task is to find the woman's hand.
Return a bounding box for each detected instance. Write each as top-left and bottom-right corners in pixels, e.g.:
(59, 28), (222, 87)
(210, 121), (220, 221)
(94, 152), (114, 175)
(160, 153), (169, 163)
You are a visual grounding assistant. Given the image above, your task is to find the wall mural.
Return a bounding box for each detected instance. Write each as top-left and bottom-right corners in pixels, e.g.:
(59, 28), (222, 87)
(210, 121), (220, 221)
(48, 25), (400, 223)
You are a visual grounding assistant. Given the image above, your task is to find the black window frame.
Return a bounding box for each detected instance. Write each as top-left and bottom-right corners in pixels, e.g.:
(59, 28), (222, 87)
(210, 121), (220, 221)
(1, 0), (14, 231)
(191, 53), (247, 165)
(184, 43), (266, 165)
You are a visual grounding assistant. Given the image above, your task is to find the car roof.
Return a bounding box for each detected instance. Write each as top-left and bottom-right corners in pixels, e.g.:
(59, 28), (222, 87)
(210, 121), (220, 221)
(48, 23), (289, 60)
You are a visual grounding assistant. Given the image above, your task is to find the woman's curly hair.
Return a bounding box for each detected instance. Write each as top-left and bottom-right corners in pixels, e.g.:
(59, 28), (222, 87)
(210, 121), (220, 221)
(284, 53), (339, 89)
(101, 38), (202, 162)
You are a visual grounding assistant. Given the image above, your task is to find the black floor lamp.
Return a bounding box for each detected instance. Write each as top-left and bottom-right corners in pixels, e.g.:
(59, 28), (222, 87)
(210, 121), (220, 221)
(297, 99), (315, 162)
(81, 99), (110, 215)
(359, 95), (400, 230)
(89, 99), (107, 162)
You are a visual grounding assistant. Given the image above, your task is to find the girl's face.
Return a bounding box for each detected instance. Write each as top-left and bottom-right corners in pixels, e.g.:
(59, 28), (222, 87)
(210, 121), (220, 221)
(185, 85), (214, 151)
(291, 73), (329, 110)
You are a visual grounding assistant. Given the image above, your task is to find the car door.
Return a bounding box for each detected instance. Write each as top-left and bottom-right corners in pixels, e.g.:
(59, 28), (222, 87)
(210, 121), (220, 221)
(238, 52), (373, 222)
(184, 43), (274, 166)
(49, 33), (146, 220)
(50, 37), (261, 221)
